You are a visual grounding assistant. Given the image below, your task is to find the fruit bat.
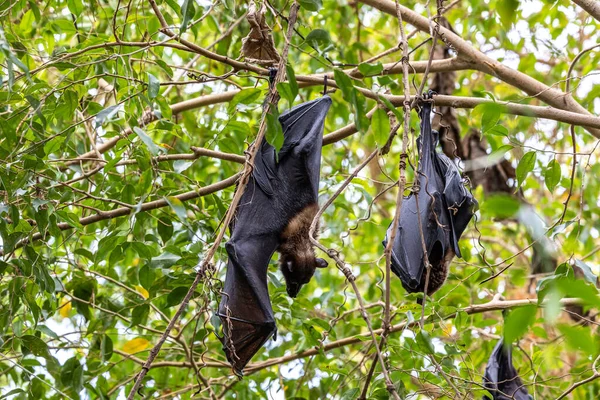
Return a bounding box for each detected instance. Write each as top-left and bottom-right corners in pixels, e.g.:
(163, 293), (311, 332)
(383, 96), (477, 295)
(217, 95), (331, 375)
(483, 339), (532, 400)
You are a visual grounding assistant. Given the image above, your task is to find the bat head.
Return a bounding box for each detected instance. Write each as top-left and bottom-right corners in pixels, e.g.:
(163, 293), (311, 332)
(280, 254), (328, 298)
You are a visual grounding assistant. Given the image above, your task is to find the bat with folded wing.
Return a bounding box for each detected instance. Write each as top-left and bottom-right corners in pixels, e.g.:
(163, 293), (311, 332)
(217, 96), (332, 375)
(383, 94), (477, 296)
(483, 339), (532, 400)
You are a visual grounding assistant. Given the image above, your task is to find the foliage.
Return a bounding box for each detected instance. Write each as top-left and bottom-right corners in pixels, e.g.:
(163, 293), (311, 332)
(1, 0), (600, 399)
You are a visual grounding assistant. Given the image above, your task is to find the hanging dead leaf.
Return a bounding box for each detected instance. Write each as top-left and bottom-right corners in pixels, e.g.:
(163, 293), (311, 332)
(241, 2), (280, 66)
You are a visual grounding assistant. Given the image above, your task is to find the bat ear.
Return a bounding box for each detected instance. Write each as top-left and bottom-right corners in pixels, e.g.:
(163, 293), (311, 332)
(316, 258), (328, 268)
(287, 261), (294, 272)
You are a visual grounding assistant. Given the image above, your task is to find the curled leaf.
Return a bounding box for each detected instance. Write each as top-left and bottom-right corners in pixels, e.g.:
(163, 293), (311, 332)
(241, 3), (280, 66)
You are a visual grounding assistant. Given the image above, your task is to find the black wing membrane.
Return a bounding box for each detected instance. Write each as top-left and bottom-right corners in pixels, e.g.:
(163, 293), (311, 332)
(434, 150), (478, 258)
(383, 96), (477, 294)
(218, 96), (332, 374)
(483, 339), (532, 400)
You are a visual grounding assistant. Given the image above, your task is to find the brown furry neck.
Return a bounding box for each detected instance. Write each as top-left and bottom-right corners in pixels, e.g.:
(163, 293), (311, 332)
(278, 203), (319, 261)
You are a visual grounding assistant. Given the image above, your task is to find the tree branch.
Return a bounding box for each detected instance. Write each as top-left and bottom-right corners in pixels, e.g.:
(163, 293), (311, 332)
(571, 0), (600, 22)
(244, 297), (583, 373)
(1, 173), (241, 256)
(359, 0), (600, 138)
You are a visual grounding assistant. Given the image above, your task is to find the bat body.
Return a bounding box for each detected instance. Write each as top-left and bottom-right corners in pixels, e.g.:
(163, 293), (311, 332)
(383, 97), (477, 295)
(483, 339), (531, 400)
(218, 96), (331, 374)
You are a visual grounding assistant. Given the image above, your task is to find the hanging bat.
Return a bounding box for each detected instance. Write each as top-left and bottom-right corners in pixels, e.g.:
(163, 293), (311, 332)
(435, 149), (478, 259)
(217, 95), (332, 375)
(483, 339), (532, 400)
(383, 95), (477, 296)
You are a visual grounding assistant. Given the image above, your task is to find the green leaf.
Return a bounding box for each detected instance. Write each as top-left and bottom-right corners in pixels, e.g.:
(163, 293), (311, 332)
(67, 0), (84, 17)
(497, 0), (519, 28)
(299, 0), (322, 11)
(139, 264), (156, 290)
(544, 159), (561, 192)
(544, 287), (562, 324)
(358, 62), (383, 77)
(341, 388), (360, 400)
(95, 105), (121, 127)
(574, 260), (599, 285)
(100, 335), (113, 362)
(486, 125), (508, 137)
(266, 107), (284, 155)
(157, 216), (174, 244)
(286, 65), (298, 101)
(43, 137), (65, 156)
(165, 196), (188, 222)
(333, 69), (353, 99)
(480, 193), (521, 219)
(131, 304), (149, 327)
(378, 95), (403, 120)
(302, 322), (322, 348)
(154, 59), (173, 77)
(155, 95), (172, 119)
(19, 9), (35, 34)
(228, 88), (262, 112)
(95, 235), (124, 262)
(167, 287), (190, 307)
(277, 82), (296, 106)
(415, 330), (435, 354)
(305, 29), (332, 50)
(133, 127), (160, 156)
(504, 305), (537, 344)
(333, 69), (370, 133)
(180, 0), (195, 33)
(558, 324), (596, 355)
(150, 252), (180, 269)
(21, 335), (50, 358)
(147, 73), (160, 99)
(516, 151), (536, 187)
(60, 357), (84, 393)
(173, 160), (193, 173)
(481, 105), (501, 133)
(55, 211), (83, 230)
(370, 108), (390, 145)
(556, 277), (600, 307)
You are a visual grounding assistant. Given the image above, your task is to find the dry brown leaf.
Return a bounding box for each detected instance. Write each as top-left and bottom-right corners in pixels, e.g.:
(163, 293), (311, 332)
(241, 2), (280, 66)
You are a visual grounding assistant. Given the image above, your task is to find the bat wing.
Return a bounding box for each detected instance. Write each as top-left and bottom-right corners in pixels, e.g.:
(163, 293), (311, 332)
(252, 142), (277, 197)
(483, 339), (531, 400)
(278, 95), (332, 197)
(218, 231), (279, 375)
(434, 151), (478, 257)
(384, 101), (451, 292)
(252, 95), (331, 197)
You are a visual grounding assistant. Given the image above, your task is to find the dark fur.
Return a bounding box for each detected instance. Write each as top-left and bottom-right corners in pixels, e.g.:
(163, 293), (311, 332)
(278, 203), (327, 297)
(417, 248), (454, 296)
